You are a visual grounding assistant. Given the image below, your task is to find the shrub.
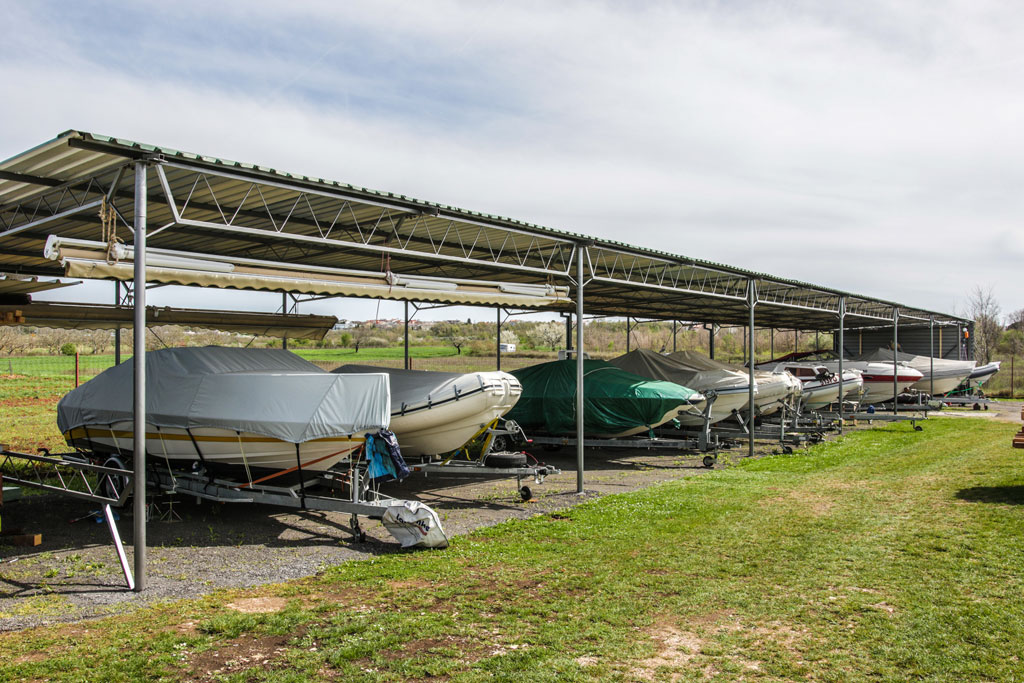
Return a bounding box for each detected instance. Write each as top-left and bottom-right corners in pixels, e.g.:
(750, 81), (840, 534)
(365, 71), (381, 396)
(59, 342), (78, 356)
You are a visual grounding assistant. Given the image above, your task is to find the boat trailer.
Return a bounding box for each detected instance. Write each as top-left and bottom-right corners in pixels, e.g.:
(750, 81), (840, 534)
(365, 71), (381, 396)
(0, 447), (450, 590)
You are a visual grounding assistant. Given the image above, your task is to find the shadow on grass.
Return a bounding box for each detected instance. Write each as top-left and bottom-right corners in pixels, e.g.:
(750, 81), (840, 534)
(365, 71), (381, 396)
(955, 485), (1024, 505)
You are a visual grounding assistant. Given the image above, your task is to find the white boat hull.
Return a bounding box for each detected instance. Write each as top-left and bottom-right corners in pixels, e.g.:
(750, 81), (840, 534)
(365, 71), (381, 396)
(676, 389), (750, 426)
(65, 423), (362, 477)
(389, 373), (522, 455)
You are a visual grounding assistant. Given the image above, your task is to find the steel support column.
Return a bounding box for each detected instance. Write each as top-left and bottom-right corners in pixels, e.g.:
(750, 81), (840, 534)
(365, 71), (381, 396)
(892, 307), (899, 415)
(404, 301), (410, 370)
(496, 308), (501, 371)
(575, 245), (586, 495)
(708, 324), (715, 359)
(626, 318), (631, 353)
(838, 297), (845, 434)
(929, 316), (935, 396)
(770, 328), (774, 360)
(114, 281), (121, 365)
(132, 161), (147, 592)
(281, 292), (288, 350)
(747, 281), (756, 459)
(672, 320), (677, 353)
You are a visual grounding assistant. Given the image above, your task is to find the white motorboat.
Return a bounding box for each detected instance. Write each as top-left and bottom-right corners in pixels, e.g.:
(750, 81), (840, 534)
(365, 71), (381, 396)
(58, 347), (391, 481)
(855, 348), (975, 396)
(757, 362), (844, 411)
(611, 349), (751, 425)
(333, 365), (522, 456)
(761, 352), (923, 404)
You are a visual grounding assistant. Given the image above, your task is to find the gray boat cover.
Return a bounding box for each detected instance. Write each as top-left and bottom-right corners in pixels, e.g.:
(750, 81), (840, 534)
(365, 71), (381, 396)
(57, 347), (390, 442)
(611, 349), (750, 394)
(334, 365), (486, 414)
(854, 348), (975, 376)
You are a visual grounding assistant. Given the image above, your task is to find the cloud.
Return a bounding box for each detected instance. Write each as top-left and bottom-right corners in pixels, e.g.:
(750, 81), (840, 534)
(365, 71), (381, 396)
(5, 0), (1024, 319)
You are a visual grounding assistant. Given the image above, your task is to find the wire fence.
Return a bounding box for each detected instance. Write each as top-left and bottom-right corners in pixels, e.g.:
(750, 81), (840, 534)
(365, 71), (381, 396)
(0, 350), (549, 385)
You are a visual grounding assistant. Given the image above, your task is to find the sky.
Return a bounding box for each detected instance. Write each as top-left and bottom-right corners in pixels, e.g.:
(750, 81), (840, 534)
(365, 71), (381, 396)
(2, 0), (1022, 322)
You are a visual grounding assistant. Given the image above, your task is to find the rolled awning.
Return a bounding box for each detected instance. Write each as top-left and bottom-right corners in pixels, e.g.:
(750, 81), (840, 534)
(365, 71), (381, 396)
(0, 302), (338, 340)
(44, 236), (573, 310)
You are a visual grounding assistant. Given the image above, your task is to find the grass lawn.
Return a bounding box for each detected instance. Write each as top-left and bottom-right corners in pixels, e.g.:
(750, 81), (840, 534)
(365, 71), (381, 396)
(0, 418), (1022, 681)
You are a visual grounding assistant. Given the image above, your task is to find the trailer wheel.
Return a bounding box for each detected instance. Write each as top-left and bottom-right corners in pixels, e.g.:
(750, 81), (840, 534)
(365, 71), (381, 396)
(101, 455), (130, 505)
(702, 455), (715, 469)
(914, 425), (923, 432)
(782, 445), (794, 454)
(519, 486), (533, 502)
(489, 434), (509, 453)
(484, 452), (528, 468)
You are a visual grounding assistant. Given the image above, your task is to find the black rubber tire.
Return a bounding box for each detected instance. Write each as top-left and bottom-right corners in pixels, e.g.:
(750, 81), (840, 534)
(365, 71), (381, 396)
(484, 452), (528, 468)
(914, 425), (924, 432)
(702, 455), (715, 469)
(782, 445), (794, 454)
(519, 486), (533, 502)
(101, 455), (130, 505)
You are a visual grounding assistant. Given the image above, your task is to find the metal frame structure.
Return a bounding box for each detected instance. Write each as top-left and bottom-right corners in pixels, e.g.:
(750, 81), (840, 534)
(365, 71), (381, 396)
(0, 131), (969, 591)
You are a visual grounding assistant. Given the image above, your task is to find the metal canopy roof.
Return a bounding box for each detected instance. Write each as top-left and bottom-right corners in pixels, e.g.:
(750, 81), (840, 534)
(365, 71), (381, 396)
(0, 130), (967, 331)
(0, 271), (79, 297)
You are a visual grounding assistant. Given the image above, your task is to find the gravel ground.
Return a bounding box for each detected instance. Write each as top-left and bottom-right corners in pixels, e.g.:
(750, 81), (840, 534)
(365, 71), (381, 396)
(1, 402), (1017, 632)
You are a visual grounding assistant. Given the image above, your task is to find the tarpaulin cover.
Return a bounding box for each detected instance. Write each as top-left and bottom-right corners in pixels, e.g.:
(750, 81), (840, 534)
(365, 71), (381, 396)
(612, 349), (752, 396)
(334, 364), (517, 414)
(505, 359), (702, 436)
(57, 347), (390, 442)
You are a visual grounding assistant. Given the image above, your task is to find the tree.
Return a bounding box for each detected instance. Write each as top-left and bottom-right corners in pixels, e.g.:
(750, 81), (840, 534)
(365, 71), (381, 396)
(966, 285), (1001, 364)
(528, 321), (564, 351)
(499, 329), (518, 346)
(434, 323), (469, 354)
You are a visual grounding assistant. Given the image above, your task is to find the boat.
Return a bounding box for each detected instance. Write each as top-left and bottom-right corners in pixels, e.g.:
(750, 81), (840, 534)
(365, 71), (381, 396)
(968, 361), (1001, 387)
(760, 351), (923, 404)
(58, 347), (390, 481)
(332, 365), (522, 456)
(506, 359), (705, 437)
(855, 348), (975, 396)
(756, 362), (845, 411)
(665, 351), (801, 418)
(609, 349), (751, 424)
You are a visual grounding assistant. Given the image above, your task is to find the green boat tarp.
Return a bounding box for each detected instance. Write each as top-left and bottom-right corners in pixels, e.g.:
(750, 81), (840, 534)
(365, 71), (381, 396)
(506, 359), (703, 437)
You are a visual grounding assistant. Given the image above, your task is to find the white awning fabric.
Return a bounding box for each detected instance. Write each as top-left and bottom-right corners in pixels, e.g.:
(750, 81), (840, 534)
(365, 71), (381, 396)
(45, 236), (573, 310)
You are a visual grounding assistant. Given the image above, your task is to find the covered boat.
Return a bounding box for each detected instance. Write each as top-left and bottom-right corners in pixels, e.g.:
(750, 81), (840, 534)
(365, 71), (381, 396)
(332, 365), (522, 456)
(609, 349), (748, 424)
(506, 359), (705, 437)
(855, 348), (975, 396)
(664, 351), (802, 418)
(58, 347), (390, 479)
(968, 361), (1001, 387)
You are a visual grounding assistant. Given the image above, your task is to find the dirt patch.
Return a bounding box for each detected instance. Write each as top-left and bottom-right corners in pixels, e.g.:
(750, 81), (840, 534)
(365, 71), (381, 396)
(382, 634), (481, 662)
(630, 620), (703, 681)
(386, 578), (434, 591)
(189, 633), (293, 681)
(750, 620), (812, 655)
(226, 597), (288, 614)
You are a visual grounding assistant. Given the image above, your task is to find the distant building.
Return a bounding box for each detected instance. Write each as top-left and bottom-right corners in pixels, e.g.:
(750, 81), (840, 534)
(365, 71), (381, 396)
(499, 343), (516, 353)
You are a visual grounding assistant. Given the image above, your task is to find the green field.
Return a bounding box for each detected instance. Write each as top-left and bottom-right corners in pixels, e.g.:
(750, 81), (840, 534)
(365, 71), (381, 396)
(0, 418), (1021, 681)
(0, 346), (463, 378)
